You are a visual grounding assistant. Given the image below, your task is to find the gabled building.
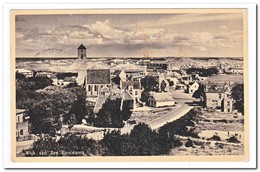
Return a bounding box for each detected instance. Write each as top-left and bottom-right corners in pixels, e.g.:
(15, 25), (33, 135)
(112, 70), (127, 82)
(85, 69), (111, 97)
(205, 83), (232, 112)
(121, 80), (142, 109)
(16, 109), (31, 141)
(222, 96), (233, 113)
(187, 81), (199, 94)
(16, 68), (34, 78)
(148, 92), (176, 108)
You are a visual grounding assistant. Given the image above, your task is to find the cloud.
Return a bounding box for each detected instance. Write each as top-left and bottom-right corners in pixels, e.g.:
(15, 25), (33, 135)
(85, 20), (124, 40)
(68, 31), (94, 39)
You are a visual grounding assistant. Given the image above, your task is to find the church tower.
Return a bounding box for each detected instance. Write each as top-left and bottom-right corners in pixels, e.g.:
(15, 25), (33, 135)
(77, 44), (87, 60)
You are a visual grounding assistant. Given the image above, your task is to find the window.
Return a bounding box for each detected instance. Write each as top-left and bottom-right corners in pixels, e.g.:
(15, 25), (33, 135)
(17, 116), (20, 123)
(219, 94), (222, 99)
(227, 101), (230, 106)
(88, 85), (91, 91)
(20, 130), (23, 136)
(94, 85), (98, 91)
(135, 91), (138, 95)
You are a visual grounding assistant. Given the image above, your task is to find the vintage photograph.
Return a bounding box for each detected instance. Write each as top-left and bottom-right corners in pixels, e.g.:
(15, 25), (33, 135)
(12, 9), (248, 161)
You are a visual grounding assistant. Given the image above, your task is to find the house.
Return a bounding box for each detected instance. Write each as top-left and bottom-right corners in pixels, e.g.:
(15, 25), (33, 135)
(121, 81), (142, 109)
(16, 109), (31, 141)
(222, 96), (233, 113)
(124, 69), (146, 81)
(16, 68), (34, 78)
(172, 71), (182, 79)
(94, 88), (134, 113)
(187, 81), (199, 94)
(85, 69), (111, 97)
(60, 76), (77, 86)
(93, 86), (111, 113)
(205, 83), (232, 111)
(112, 70), (127, 81)
(35, 72), (58, 85)
(181, 75), (193, 85)
(176, 84), (187, 90)
(111, 70), (127, 86)
(167, 77), (179, 87)
(148, 92), (176, 108)
(226, 67), (243, 74)
(157, 73), (169, 92)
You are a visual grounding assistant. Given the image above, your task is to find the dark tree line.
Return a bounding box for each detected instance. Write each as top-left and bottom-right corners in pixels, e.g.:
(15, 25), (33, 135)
(16, 74), (89, 135)
(186, 67), (218, 77)
(25, 109), (202, 157)
(231, 84), (244, 115)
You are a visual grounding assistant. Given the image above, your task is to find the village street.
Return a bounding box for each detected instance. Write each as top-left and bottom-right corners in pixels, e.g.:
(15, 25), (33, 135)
(148, 90), (197, 130)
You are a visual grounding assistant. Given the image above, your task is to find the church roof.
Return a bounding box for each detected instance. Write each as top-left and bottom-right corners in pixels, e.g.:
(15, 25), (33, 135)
(86, 69), (110, 84)
(78, 44), (87, 49)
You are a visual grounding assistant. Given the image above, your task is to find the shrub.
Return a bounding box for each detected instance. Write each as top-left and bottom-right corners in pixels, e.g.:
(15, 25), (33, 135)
(210, 135), (221, 141)
(226, 136), (240, 143)
(185, 138), (193, 147)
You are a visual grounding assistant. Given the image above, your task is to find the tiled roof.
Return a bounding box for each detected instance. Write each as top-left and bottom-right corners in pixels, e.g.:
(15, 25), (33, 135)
(151, 93), (175, 102)
(16, 109), (26, 114)
(78, 44), (86, 49)
(86, 69), (110, 84)
(113, 70), (123, 76)
(122, 81), (141, 89)
(93, 94), (110, 113)
(63, 77), (77, 82)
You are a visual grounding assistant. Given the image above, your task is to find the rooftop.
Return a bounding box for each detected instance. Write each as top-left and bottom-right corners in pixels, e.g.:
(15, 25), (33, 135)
(16, 109), (26, 114)
(78, 44), (87, 50)
(121, 81), (141, 89)
(86, 69), (110, 84)
(150, 92), (175, 102)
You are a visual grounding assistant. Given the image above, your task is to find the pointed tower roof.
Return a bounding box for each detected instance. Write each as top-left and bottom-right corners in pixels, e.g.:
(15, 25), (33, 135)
(78, 44), (87, 49)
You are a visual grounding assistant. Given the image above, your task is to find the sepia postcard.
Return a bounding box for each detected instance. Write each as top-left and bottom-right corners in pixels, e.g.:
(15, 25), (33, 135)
(10, 8), (249, 163)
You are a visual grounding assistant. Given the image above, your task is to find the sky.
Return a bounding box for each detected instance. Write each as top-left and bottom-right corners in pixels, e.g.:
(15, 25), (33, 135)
(15, 12), (244, 58)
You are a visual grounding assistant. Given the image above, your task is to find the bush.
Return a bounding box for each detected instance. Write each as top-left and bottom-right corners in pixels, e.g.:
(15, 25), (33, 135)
(226, 136), (240, 143)
(210, 135), (221, 141)
(185, 138), (193, 147)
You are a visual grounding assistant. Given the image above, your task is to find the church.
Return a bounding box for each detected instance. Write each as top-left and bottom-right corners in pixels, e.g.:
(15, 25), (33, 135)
(76, 44), (111, 97)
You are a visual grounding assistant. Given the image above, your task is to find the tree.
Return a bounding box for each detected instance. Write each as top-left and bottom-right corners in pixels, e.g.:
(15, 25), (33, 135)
(141, 76), (159, 92)
(28, 105), (57, 134)
(186, 67), (218, 77)
(226, 135), (240, 143)
(231, 84), (244, 115)
(24, 77), (53, 91)
(102, 130), (128, 156)
(94, 98), (132, 128)
(16, 72), (26, 80)
(68, 95), (87, 124)
(127, 123), (160, 155)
